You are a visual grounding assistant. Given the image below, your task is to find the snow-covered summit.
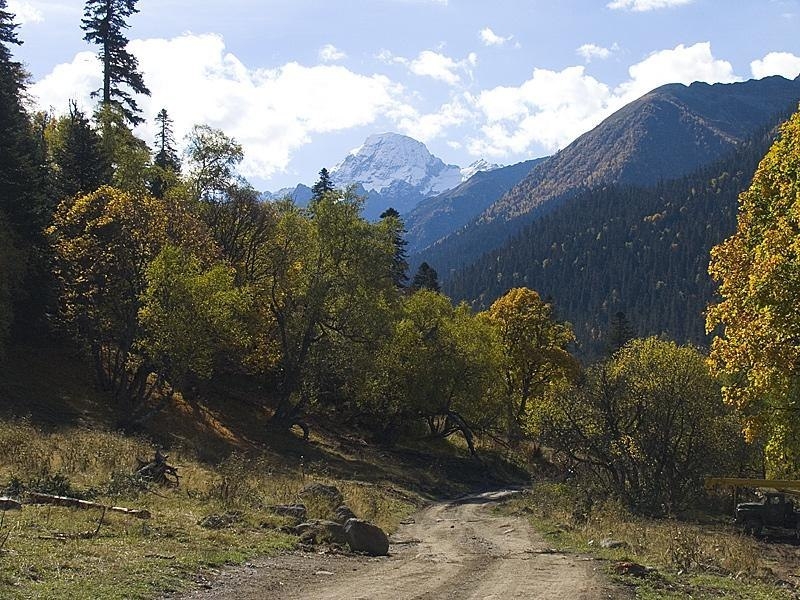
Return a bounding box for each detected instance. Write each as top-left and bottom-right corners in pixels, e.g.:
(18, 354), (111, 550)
(331, 133), (462, 197)
(460, 159), (502, 181)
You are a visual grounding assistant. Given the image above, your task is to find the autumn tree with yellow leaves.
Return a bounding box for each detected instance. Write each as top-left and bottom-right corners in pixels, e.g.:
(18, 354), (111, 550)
(707, 108), (800, 476)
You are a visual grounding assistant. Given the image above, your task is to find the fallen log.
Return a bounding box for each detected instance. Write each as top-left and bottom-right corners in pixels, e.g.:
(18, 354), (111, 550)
(0, 497), (22, 511)
(25, 492), (151, 519)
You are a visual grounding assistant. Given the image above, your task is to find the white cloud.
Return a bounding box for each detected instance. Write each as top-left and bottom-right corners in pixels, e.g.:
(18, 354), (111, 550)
(319, 44), (346, 62)
(31, 34), (411, 180)
(615, 42), (738, 101)
(751, 52), (800, 79)
(479, 27), (512, 47)
(576, 43), (618, 62)
(408, 50), (475, 85)
(468, 42), (740, 158)
(469, 66), (612, 156)
(8, 0), (44, 24)
(607, 0), (693, 10)
(395, 98), (473, 142)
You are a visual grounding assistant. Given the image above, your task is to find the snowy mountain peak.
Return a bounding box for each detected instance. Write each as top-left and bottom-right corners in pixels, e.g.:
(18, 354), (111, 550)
(460, 159), (502, 181)
(330, 132), (462, 198)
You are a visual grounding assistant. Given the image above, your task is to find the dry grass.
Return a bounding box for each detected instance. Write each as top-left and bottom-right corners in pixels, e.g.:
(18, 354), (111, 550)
(0, 420), (418, 599)
(503, 483), (796, 599)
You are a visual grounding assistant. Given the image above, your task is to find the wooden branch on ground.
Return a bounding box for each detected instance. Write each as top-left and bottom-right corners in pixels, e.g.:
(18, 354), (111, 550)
(25, 492), (151, 519)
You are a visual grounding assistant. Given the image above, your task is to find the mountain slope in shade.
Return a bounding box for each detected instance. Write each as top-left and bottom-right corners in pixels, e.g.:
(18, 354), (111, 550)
(444, 118), (784, 359)
(416, 75), (800, 277)
(404, 158), (544, 254)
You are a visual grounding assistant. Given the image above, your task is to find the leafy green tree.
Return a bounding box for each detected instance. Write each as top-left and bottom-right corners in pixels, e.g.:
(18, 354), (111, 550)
(95, 103), (152, 194)
(201, 184), (277, 284)
(363, 290), (501, 450)
(48, 185), (214, 425)
(185, 124), (244, 202)
(247, 188), (397, 432)
(410, 261), (440, 293)
(481, 287), (578, 442)
(137, 244), (250, 409)
(81, 0), (150, 125)
(49, 101), (111, 198)
(535, 338), (743, 513)
(379, 208), (409, 289)
(707, 109), (800, 475)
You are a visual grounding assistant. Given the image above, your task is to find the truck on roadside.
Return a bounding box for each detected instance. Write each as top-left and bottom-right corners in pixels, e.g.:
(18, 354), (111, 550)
(705, 478), (800, 537)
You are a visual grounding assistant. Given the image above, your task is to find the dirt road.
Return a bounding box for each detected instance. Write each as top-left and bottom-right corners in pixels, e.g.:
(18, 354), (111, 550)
(179, 490), (622, 600)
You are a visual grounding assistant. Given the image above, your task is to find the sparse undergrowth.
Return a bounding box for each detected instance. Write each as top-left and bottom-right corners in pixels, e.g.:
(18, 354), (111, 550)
(501, 482), (798, 599)
(0, 420), (419, 599)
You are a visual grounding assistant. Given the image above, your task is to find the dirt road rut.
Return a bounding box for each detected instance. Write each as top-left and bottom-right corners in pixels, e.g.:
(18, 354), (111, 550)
(179, 490), (621, 599)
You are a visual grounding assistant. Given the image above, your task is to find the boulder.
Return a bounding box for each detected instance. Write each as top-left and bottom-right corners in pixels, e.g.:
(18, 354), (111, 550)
(613, 561), (654, 578)
(294, 519), (347, 545)
(267, 504), (307, 521)
(334, 504), (357, 524)
(198, 511), (243, 530)
(344, 518), (389, 556)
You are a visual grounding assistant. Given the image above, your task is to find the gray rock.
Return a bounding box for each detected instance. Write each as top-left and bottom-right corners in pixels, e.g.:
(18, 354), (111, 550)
(600, 538), (626, 549)
(298, 483), (344, 509)
(199, 511), (243, 530)
(344, 518), (389, 556)
(267, 504), (307, 521)
(295, 519), (347, 545)
(334, 504), (357, 524)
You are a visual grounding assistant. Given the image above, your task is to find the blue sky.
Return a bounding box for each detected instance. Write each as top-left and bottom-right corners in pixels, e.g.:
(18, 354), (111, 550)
(9, 0), (800, 190)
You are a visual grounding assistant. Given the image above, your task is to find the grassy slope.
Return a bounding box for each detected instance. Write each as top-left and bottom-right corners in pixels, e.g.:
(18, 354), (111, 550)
(0, 342), (526, 599)
(499, 483), (799, 600)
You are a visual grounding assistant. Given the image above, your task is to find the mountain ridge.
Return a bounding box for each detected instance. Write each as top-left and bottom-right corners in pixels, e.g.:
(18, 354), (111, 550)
(414, 75), (800, 277)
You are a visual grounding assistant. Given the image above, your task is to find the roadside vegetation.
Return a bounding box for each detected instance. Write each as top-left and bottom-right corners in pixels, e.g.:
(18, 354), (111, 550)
(1, 0), (800, 598)
(502, 483), (796, 599)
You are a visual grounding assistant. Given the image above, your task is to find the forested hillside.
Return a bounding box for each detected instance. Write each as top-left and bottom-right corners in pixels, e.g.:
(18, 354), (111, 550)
(416, 77), (800, 277)
(446, 119), (786, 357)
(404, 158), (544, 254)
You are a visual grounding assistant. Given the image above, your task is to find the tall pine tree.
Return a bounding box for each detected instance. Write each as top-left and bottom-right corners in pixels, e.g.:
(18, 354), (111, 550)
(151, 108), (180, 197)
(153, 108), (179, 172)
(411, 262), (440, 293)
(311, 167), (334, 201)
(81, 0), (150, 125)
(51, 101), (111, 198)
(0, 1), (52, 340)
(379, 207), (409, 288)
(0, 0), (41, 236)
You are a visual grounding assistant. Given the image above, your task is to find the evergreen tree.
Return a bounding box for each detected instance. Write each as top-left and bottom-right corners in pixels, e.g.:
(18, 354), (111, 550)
(151, 108), (180, 197)
(0, 2), (53, 337)
(311, 167), (334, 201)
(411, 262), (440, 293)
(51, 101), (111, 198)
(153, 108), (179, 172)
(379, 207), (409, 288)
(81, 0), (150, 125)
(607, 311), (634, 356)
(0, 0), (42, 236)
